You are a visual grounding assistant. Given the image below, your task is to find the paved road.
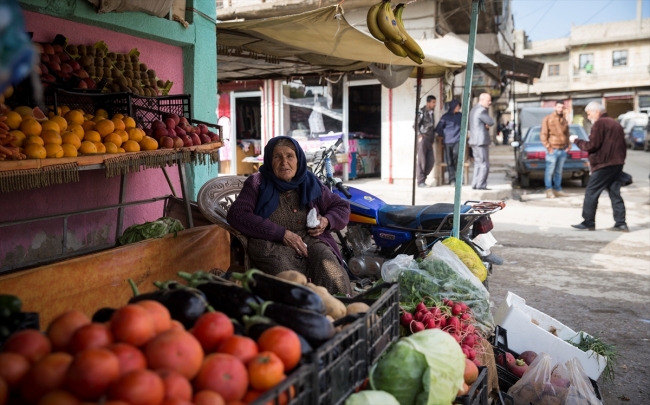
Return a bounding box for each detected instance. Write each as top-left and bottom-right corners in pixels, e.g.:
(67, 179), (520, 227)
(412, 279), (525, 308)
(346, 145), (650, 404)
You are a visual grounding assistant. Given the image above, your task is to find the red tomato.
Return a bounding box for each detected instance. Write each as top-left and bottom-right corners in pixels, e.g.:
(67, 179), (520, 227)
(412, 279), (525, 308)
(191, 312), (234, 353)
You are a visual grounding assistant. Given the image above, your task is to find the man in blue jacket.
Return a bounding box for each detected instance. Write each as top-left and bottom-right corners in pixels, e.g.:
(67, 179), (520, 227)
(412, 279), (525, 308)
(435, 100), (462, 184)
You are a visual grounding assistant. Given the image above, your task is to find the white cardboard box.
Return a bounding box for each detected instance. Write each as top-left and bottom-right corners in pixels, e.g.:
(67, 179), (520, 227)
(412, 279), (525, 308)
(494, 291), (607, 380)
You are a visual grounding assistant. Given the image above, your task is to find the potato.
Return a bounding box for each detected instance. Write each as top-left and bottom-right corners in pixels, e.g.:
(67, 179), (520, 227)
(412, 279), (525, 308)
(307, 283), (346, 320)
(346, 302), (370, 316)
(276, 270), (307, 286)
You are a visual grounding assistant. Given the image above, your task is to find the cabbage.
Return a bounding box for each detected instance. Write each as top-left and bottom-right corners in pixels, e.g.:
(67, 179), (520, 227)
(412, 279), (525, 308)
(345, 391), (400, 405)
(370, 329), (465, 405)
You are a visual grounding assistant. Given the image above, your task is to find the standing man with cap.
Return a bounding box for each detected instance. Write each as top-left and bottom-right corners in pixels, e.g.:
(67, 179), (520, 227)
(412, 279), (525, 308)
(469, 93), (495, 190)
(435, 100), (462, 185)
(540, 100), (571, 198)
(416, 95), (437, 187)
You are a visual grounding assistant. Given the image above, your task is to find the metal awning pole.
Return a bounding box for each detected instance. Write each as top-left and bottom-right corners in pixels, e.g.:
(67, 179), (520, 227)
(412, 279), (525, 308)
(412, 67), (423, 206)
(452, 0), (481, 238)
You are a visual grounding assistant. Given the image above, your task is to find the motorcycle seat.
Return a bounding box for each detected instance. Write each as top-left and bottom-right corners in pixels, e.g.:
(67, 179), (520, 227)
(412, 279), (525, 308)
(377, 203), (472, 230)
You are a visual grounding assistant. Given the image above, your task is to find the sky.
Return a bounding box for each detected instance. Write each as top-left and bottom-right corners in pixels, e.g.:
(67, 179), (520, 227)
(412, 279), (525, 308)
(512, 0), (650, 41)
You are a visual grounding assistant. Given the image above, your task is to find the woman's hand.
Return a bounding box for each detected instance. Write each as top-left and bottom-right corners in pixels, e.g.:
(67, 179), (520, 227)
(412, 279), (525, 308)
(308, 216), (329, 237)
(283, 230), (308, 257)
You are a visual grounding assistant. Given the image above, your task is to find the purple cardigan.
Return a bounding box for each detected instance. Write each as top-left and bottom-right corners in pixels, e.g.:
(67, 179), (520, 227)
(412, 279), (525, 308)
(227, 173), (351, 262)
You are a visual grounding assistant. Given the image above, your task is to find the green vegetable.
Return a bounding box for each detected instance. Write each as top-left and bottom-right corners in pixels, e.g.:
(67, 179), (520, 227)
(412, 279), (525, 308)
(117, 217), (184, 246)
(0, 294), (22, 316)
(370, 329), (465, 405)
(567, 331), (618, 382)
(345, 391), (401, 405)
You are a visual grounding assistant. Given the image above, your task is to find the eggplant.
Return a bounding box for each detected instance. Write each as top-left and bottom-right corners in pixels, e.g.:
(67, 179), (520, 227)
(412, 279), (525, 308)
(92, 307), (116, 323)
(254, 301), (334, 346)
(233, 269), (325, 314)
(194, 281), (262, 321)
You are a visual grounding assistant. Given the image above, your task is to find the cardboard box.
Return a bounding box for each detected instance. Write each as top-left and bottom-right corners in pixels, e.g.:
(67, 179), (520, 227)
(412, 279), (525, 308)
(494, 291), (607, 380)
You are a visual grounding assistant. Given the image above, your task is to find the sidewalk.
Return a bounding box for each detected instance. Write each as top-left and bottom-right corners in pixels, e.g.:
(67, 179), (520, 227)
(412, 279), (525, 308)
(346, 144), (515, 205)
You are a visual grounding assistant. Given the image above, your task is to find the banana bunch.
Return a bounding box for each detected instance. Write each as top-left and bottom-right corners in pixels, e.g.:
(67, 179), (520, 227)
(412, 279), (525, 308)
(367, 1), (425, 64)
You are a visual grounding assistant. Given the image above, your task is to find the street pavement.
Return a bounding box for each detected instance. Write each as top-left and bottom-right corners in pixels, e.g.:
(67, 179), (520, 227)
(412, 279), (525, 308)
(346, 144), (650, 404)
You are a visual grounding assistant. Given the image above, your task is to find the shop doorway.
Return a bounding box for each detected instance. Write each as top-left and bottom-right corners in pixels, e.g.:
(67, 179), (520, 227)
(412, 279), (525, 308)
(347, 83), (382, 178)
(228, 92), (261, 175)
(605, 97), (634, 120)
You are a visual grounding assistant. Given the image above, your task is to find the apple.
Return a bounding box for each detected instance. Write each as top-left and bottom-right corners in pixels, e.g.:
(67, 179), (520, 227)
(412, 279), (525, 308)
(67, 60), (81, 70)
(47, 61), (61, 72)
(153, 127), (168, 140)
(209, 133), (220, 143)
(144, 128), (152, 136)
(199, 134), (211, 144)
(75, 69), (89, 79)
(164, 118), (176, 129)
(166, 128), (176, 138)
(34, 65), (42, 75)
(76, 80), (88, 89)
(57, 52), (71, 62)
(191, 134), (201, 146)
(40, 63), (49, 75)
(43, 44), (54, 55)
(60, 63), (73, 74)
(82, 77), (97, 89)
(159, 136), (174, 149)
(173, 127), (186, 137)
(40, 54), (50, 63)
(197, 124), (209, 135)
(179, 117), (188, 125)
(49, 54), (61, 65)
(42, 74), (56, 82)
(151, 120), (166, 130)
(53, 44), (63, 53)
(173, 137), (184, 148)
(164, 113), (180, 125)
(180, 135), (193, 147)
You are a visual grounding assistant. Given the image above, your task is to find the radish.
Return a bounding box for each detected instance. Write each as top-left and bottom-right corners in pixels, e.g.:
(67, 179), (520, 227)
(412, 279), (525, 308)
(463, 324), (476, 335)
(462, 334), (476, 348)
(411, 321), (425, 333)
(497, 352), (515, 368)
(462, 347), (470, 358)
(438, 317), (447, 328)
(425, 318), (437, 329)
(459, 302), (468, 312)
(473, 359), (481, 367)
(519, 350), (538, 366)
(508, 359), (529, 378)
(452, 304), (463, 316)
(400, 312), (414, 327)
(451, 333), (462, 343)
(468, 348), (476, 360)
(447, 316), (461, 331)
(460, 313), (471, 321)
(415, 302), (427, 312)
(430, 306), (442, 319)
(421, 312), (434, 323)
(442, 298), (454, 307)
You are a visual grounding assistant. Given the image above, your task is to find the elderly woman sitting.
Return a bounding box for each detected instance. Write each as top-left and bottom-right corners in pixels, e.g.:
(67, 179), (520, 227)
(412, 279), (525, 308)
(227, 136), (352, 295)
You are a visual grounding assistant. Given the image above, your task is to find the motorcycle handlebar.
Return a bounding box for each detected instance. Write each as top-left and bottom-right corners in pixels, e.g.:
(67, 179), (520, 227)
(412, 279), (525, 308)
(336, 181), (352, 199)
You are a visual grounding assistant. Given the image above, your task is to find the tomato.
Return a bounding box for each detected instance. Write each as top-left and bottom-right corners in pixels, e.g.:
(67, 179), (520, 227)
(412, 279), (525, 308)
(108, 343), (147, 376)
(47, 311), (91, 352)
(64, 348), (120, 401)
(247, 352), (285, 391)
(193, 390), (225, 405)
(160, 399), (192, 405)
(257, 326), (301, 372)
(21, 352), (73, 404)
(0, 352), (30, 388)
(169, 320), (184, 332)
(2, 329), (52, 364)
(37, 390), (80, 405)
(110, 305), (156, 347)
(68, 323), (113, 353)
(157, 369), (192, 401)
(0, 377), (7, 405)
(193, 354), (248, 402)
(242, 390), (263, 403)
(190, 312), (234, 353)
(216, 336), (258, 364)
(144, 330), (203, 380)
(134, 301), (172, 334)
(108, 369), (165, 405)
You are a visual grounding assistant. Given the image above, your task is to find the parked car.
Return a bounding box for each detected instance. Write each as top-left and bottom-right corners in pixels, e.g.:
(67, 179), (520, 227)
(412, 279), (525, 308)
(626, 126), (646, 150)
(511, 125), (590, 188)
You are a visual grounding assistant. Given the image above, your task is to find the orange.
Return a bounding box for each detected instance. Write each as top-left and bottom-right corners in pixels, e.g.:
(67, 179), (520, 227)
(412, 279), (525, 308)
(115, 129), (129, 144)
(122, 140), (140, 152)
(13, 106), (33, 117)
(112, 113), (125, 120)
(111, 118), (125, 131)
(79, 141), (98, 154)
(61, 144), (78, 157)
(67, 124), (84, 139)
(50, 116), (68, 132)
(65, 110), (84, 126)
(84, 114), (93, 120)
(127, 128), (144, 143)
(4, 111), (22, 130)
(95, 109), (109, 119)
(60, 105), (71, 116)
(118, 148), (125, 153)
(9, 130), (26, 147)
(139, 136), (158, 151)
(41, 130), (62, 145)
(24, 144), (47, 159)
(44, 144), (64, 158)
(81, 120), (95, 132)
(24, 135), (44, 147)
(41, 120), (61, 133)
(61, 133), (81, 149)
(104, 133), (123, 147)
(94, 142), (107, 154)
(91, 115), (105, 123)
(95, 119), (115, 136)
(20, 118), (42, 136)
(104, 142), (119, 154)
(84, 130), (101, 143)
(123, 117), (136, 129)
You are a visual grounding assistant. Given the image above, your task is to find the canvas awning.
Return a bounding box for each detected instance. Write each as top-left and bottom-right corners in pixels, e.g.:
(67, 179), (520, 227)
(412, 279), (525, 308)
(495, 52), (544, 83)
(217, 5), (496, 81)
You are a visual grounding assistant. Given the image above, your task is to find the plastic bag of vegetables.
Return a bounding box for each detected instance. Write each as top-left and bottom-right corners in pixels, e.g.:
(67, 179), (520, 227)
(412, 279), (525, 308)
(369, 329), (465, 405)
(345, 391), (400, 405)
(117, 217), (184, 246)
(442, 237), (487, 282)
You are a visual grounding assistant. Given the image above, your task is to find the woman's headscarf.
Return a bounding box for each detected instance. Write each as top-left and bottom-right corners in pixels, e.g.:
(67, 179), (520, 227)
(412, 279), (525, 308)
(254, 136), (322, 219)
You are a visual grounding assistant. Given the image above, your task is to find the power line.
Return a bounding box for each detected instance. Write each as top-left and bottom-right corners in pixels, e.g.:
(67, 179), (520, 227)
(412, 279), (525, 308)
(514, 1), (554, 22)
(558, 0), (615, 37)
(526, 0), (558, 37)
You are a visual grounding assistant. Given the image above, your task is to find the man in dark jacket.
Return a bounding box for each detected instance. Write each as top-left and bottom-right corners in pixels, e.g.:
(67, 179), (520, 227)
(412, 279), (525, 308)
(435, 100), (462, 184)
(416, 95), (436, 187)
(571, 101), (628, 232)
(469, 93), (495, 190)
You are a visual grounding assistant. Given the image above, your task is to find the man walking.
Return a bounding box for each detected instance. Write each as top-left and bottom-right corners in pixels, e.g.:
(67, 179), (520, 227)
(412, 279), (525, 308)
(416, 95), (436, 187)
(571, 101), (628, 232)
(469, 93), (494, 190)
(435, 100), (462, 184)
(540, 100), (570, 198)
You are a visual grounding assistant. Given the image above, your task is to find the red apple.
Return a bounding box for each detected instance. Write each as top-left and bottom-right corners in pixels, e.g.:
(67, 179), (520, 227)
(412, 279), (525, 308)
(153, 127), (168, 140)
(199, 134), (211, 144)
(173, 127), (186, 137)
(209, 133), (220, 143)
(179, 117), (189, 125)
(47, 61), (61, 72)
(60, 63), (73, 73)
(42, 74), (56, 82)
(34, 65), (42, 75)
(151, 120), (166, 130)
(49, 54), (61, 65)
(180, 135), (193, 147)
(173, 137), (184, 148)
(57, 52), (71, 62)
(43, 44), (54, 55)
(53, 44), (63, 53)
(76, 80), (88, 89)
(33, 43), (44, 54)
(75, 69), (89, 79)
(164, 113), (180, 125)
(191, 134), (201, 146)
(40, 53), (50, 63)
(144, 128), (152, 136)
(82, 77), (96, 89)
(166, 128), (176, 138)
(39, 63), (49, 75)
(68, 60), (80, 70)
(160, 136), (174, 149)
(164, 118), (176, 129)
(197, 124), (209, 135)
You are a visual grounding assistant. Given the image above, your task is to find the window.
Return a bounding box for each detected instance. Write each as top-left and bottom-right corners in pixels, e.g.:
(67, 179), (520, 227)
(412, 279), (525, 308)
(613, 50), (628, 66)
(579, 53), (594, 71)
(548, 64), (560, 76)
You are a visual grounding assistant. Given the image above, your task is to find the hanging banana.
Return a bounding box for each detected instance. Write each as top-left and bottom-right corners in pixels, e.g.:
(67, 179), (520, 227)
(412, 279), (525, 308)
(367, 2), (387, 41)
(403, 45), (423, 64)
(383, 40), (407, 58)
(376, 0), (405, 45)
(394, 3), (425, 61)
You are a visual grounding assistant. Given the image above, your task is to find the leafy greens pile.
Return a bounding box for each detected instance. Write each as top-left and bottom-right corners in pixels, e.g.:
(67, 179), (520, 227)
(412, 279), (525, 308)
(117, 217), (184, 246)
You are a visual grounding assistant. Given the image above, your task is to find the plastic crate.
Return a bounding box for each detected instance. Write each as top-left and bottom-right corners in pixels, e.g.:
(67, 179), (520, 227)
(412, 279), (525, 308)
(0, 312), (40, 347)
(250, 363), (313, 405)
(54, 89), (132, 118)
(131, 94), (191, 129)
(454, 366), (488, 405)
(492, 326), (602, 401)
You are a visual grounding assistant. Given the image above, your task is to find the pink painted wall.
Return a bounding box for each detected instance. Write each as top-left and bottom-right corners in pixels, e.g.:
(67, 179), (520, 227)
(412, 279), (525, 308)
(1, 13), (186, 270)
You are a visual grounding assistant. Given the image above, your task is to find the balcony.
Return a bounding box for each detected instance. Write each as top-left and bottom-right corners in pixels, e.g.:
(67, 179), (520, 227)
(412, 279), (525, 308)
(571, 65), (650, 91)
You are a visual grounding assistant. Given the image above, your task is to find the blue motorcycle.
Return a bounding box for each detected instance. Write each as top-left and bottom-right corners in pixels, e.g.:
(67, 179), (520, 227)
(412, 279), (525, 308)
(310, 138), (504, 285)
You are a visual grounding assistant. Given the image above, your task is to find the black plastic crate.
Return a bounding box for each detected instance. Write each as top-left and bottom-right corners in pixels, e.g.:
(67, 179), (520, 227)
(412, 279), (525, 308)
(0, 312), (40, 347)
(131, 94), (191, 129)
(250, 363), (313, 405)
(454, 366), (488, 405)
(54, 89), (132, 118)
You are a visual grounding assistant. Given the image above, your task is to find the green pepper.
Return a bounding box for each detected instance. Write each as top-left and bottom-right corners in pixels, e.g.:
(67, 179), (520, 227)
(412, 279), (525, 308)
(0, 294), (22, 315)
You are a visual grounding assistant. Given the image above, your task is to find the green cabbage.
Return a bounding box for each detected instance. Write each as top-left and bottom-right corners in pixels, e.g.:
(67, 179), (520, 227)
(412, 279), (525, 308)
(117, 217), (184, 246)
(345, 391), (401, 405)
(370, 329), (465, 405)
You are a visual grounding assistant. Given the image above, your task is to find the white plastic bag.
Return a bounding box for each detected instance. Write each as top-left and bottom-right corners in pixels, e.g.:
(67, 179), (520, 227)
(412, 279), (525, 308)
(508, 352), (569, 405)
(307, 208), (320, 228)
(565, 358), (602, 405)
(381, 254), (419, 283)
